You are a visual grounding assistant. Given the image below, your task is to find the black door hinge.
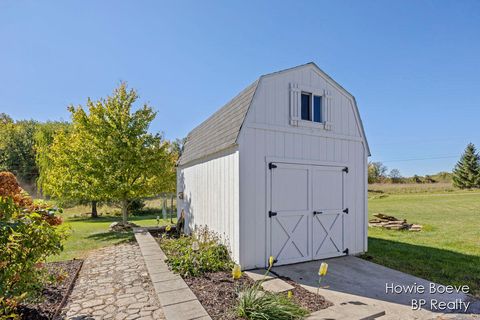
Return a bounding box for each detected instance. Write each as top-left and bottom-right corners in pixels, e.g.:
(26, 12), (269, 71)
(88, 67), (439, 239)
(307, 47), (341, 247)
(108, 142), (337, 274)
(342, 167), (349, 173)
(269, 163), (277, 170)
(343, 248), (349, 255)
(268, 211), (277, 218)
(343, 208), (349, 214)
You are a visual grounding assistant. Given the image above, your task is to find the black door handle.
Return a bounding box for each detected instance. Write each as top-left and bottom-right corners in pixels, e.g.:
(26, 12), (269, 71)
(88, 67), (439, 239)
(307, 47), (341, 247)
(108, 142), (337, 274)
(313, 211), (323, 215)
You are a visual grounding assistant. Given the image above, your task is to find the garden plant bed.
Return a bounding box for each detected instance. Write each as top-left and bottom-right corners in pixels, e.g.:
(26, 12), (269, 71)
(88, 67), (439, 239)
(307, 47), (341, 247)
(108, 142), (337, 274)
(184, 271), (332, 320)
(18, 259), (83, 320)
(277, 276), (333, 312)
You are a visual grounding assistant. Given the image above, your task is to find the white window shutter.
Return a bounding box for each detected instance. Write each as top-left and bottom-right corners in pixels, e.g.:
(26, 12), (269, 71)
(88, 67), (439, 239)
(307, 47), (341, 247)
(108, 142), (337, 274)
(323, 89), (333, 130)
(290, 83), (301, 126)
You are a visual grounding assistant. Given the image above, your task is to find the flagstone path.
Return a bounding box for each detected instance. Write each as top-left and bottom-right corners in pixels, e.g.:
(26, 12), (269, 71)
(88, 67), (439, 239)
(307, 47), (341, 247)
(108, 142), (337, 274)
(62, 243), (165, 320)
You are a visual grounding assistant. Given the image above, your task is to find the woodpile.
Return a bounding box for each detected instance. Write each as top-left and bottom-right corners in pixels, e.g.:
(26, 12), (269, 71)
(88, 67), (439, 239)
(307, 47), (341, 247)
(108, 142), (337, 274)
(369, 213), (422, 231)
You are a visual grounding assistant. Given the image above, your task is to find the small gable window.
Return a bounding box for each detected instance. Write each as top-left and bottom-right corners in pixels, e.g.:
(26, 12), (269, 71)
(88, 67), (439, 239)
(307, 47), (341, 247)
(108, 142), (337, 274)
(290, 83), (330, 130)
(301, 93), (312, 121)
(301, 92), (322, 123)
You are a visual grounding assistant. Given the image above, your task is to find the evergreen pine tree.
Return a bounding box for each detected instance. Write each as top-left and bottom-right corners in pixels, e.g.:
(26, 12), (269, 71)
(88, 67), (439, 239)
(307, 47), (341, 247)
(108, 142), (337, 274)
(452, 143), (480, 189)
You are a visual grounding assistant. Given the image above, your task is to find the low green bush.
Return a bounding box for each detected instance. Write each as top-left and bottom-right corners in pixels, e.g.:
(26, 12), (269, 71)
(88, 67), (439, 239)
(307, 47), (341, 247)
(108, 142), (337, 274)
(235, 285), (309, 320)
(159, 226), (233, 277)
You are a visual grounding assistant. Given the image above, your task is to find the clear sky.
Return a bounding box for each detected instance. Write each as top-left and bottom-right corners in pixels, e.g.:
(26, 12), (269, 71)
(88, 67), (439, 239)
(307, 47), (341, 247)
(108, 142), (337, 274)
(1, 1), (479, 176)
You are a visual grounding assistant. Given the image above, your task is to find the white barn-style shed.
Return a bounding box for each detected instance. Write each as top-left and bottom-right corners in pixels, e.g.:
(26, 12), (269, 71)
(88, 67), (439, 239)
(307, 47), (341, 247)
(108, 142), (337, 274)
(177, 62), (370, 270)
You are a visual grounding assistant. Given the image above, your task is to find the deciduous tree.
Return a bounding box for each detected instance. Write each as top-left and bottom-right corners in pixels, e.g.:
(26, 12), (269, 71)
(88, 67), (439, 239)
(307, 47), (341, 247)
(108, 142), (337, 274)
(42, 83), (176, 223)
(368, 161), (388, 183)
(0, 118), (38, 187)
(388, 168), (403, 183)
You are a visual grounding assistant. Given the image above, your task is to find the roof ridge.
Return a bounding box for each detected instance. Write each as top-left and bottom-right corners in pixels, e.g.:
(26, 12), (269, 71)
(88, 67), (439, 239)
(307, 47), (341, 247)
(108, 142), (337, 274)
(178, 79), (259, 166)
(186, 79), (259, 138)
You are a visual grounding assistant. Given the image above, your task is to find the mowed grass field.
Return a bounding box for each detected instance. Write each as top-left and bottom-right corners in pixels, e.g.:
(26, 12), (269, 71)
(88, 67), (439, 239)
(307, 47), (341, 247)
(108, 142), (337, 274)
(367, 184), (480, 297)
(48, 200), (176, 262)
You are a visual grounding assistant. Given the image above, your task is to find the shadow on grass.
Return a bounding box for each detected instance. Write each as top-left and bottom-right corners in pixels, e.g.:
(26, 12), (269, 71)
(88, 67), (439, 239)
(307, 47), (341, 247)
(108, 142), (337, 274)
(85, 231), (135, 243)
(67, 215), (159, 223)
(365, 237), (480, 298)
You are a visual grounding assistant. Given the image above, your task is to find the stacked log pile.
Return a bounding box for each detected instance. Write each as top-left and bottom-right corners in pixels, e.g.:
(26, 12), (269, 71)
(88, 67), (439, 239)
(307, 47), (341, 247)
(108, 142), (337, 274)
(369, 213), (422, 231)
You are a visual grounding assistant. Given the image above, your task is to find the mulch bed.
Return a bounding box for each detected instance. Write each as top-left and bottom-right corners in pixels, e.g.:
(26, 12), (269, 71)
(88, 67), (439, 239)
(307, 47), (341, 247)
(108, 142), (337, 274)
(278, 276), (333, 312)
(17, 259), (83, 320)
(184, 271), (332, 320)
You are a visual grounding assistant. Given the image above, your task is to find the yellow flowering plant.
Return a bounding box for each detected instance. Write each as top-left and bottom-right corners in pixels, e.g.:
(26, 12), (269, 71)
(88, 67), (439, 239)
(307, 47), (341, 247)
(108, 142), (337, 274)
(232, 264), (242, 280)
(316, 262), (328, 295)
(269, 256), (275, 268)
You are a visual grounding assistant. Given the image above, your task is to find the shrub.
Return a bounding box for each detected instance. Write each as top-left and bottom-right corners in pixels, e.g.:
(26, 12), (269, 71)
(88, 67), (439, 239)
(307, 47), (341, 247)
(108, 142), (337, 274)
(235, 285), (309, 320)
(128, 198), (145, 213)
(159, 226), (233, 277)
(0, 172), (68, 318)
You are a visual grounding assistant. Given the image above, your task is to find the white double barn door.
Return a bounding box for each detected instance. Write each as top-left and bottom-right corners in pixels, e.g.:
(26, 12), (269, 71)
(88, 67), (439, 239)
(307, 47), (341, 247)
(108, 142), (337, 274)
(269, 163), (346, 266)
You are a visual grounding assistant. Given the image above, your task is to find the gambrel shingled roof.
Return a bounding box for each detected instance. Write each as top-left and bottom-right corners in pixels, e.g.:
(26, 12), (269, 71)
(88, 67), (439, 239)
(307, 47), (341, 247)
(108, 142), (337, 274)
(178, 62), (370, 166)
(178, 80), (259, 166)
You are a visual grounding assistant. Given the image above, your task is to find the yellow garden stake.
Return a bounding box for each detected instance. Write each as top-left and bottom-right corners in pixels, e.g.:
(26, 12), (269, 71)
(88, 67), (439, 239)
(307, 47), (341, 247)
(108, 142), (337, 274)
(287, 290), (293, 299)
(232, 264), (242, 280)
(317, 262), (328, 295)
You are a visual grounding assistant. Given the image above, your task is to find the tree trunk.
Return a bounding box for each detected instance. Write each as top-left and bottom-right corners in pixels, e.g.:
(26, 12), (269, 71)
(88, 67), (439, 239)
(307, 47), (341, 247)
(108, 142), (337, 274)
(121, 199), (128, 224)
(91, 201), (98, 218)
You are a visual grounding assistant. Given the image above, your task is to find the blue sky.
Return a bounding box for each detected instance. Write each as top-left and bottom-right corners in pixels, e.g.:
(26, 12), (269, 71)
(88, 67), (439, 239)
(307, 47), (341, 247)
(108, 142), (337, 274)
(1, 1), (479, 176)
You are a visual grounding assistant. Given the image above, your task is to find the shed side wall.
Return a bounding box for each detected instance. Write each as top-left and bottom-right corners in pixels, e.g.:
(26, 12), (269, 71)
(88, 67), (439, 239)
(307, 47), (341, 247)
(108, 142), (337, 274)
(238, 66), (368, 269)
(177, 149), (240, 263)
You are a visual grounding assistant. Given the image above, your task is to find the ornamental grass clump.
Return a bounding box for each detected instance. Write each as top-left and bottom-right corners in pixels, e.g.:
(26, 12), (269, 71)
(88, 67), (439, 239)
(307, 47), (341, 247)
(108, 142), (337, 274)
(235, 285), (308, 320)
(159, 226), (233, 277)
(234, 256), (309, 320)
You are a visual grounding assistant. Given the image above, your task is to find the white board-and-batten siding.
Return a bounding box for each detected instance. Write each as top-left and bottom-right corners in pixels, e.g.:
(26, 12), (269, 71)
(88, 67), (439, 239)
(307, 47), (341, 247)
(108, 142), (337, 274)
(177, 148), (240, 263)
(177, 63), (369, 270)
(237, 66), (368, 269)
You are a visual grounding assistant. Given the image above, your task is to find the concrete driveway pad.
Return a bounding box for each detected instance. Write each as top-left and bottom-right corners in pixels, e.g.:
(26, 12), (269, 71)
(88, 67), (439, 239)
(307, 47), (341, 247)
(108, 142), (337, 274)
(271, 256), (480, 319)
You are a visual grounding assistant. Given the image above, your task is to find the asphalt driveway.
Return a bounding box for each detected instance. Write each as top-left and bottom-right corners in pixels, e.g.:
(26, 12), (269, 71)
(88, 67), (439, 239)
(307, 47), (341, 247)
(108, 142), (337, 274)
(271, 256), (480, 319)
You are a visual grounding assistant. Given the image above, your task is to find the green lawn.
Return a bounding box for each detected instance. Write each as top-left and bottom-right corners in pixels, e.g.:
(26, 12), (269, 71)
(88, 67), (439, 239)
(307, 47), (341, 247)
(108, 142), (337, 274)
(49, 203), (175, 262)
(367, 188), (480, 297)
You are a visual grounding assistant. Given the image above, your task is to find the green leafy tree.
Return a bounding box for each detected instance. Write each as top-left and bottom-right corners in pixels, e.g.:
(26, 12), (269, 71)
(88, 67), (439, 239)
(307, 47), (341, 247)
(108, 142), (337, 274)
(368, 161), (388, 183)
(39, 127), (104, 218)
(0, 113), (13, 125)
(35, 121), (70, 190)
(0, 119), (38, 187)
(42, 83), (176, 223)
(172, 137), (186, 158)
(452, 143), (480, 189)
(35, 122), (104, 217)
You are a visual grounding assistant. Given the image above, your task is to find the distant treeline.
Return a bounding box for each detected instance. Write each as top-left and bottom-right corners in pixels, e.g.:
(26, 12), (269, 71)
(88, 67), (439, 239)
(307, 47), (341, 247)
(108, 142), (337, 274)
(370, 142), (480, 188)
(368, 161), (452, 184)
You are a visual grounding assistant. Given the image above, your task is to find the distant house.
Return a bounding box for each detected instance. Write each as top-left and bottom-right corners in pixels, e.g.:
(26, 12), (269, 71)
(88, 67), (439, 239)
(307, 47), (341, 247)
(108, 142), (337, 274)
(177, 62), (370, 269)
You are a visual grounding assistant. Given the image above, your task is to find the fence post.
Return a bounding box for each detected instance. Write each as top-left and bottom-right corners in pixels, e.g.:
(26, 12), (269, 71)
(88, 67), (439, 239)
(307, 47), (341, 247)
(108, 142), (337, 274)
(170, 194), (174, 223)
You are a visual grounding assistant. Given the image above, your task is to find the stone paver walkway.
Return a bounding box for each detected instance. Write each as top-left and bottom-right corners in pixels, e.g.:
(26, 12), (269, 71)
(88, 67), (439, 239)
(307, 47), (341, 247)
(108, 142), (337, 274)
(63, 243), (165, 320)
